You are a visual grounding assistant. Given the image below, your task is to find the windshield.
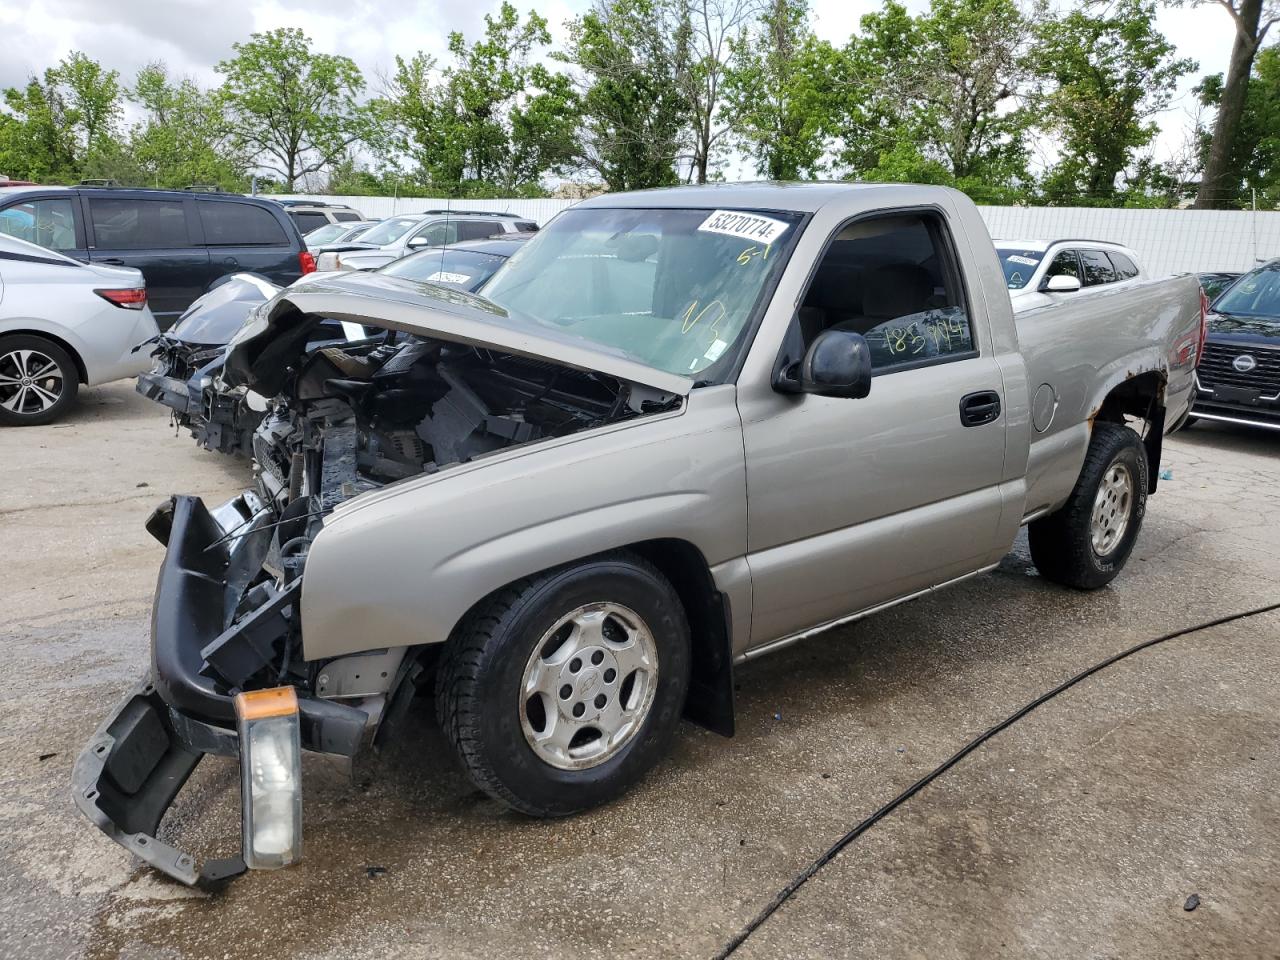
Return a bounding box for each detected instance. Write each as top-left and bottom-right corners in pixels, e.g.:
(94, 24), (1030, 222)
(338, 222), (375, 241)
(379, 247), (509, 292)
(481, 207), (802, 379)
(1212, 265), (1280, 320)
(358, 216), (421, 247)
(995, 248), (1046, 289)
(304, 223), (347, 244)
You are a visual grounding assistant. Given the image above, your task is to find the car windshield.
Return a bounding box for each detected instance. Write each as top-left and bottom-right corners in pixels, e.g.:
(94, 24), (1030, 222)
(481, 207), (803, 380)
(995, 248), (1046, 289)
(1212, 264), (1280, 320)
(358, 216), (421, 247)
(304, 223), (347, 244)
(338, 222), (376, 241)
(379, 247), (509, 291)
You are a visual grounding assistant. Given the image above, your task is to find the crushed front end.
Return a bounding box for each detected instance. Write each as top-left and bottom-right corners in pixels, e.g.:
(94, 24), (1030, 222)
(73, 491), (373, 886)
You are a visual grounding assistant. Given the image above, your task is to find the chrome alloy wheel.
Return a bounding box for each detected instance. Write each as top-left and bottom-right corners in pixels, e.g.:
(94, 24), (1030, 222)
(1090, 462), (1133, 557)
(519, 602), (659, 770)
(0, 349), (64, 416)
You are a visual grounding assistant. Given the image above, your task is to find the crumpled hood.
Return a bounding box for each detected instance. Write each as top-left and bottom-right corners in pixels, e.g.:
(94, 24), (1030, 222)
(169, 274), (282, 346)
(222, 271), (694, 398)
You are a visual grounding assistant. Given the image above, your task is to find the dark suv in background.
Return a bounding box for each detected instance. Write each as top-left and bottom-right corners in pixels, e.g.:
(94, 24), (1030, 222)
(0, 186), (313, 328)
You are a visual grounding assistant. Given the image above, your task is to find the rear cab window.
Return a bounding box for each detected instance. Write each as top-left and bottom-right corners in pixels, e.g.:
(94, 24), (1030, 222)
(88, 197), (189, 249)
(199, 201), (290, 246)
(797, 211), (975, 374)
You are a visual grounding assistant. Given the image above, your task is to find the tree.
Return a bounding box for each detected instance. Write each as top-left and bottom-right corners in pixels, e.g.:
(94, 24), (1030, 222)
(216, 28), (379, 190)
(0, 53), (122, 182)
(385, 3), (579, 195)
(1034, 0), (1195, 204)
(823, 0), (1036, 201)
(680, 0), (766, 182)
(561, 0), (693, 190)
(1195, 45), (1280, 205)
(1170, 0), (1280, 207)
(722, 0), (828, 179)
(128, 63), (247, 189)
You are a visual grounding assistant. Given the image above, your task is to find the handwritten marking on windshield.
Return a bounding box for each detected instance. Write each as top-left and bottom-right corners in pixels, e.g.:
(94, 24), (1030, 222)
(681, 299), (727, 335)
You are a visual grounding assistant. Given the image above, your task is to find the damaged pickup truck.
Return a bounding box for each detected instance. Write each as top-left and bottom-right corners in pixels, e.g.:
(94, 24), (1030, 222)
(75, 183), (1203, 886)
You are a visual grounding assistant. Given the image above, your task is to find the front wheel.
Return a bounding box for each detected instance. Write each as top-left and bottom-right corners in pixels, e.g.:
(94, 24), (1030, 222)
(1029, 422), (1149, 589)
(435, 553), (690, 816)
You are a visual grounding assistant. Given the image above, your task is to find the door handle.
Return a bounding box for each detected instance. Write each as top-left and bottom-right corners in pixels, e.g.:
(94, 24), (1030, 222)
(959, 390), (1001, 427)
(97, 257), (126, 265)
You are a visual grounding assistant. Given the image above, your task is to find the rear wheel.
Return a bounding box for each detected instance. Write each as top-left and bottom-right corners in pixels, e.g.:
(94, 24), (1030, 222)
(0, 335), (79, 426)
(435, 553), (690, 816)
(1029, 421), (1148, 589)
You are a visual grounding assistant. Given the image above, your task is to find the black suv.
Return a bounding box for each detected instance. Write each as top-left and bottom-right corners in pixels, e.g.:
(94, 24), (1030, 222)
(0, 186), (313, 328)
(1190, 259), (1280, 432)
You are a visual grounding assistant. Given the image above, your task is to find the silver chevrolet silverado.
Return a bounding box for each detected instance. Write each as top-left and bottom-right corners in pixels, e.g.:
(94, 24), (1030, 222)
(74, 183), (1203, 885)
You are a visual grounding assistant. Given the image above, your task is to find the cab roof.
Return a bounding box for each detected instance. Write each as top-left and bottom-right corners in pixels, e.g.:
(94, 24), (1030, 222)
(574, 181), (911, 214)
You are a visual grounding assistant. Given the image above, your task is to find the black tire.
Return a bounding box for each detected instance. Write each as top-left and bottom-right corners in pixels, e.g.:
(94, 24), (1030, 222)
(0, 334), (80, 426)
(1029, 421), (1148, 590)
(1181, 415), (1198, 429)
(435, 552), (691, 817)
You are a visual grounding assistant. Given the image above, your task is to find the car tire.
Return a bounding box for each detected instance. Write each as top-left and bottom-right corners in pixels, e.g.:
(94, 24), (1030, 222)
(1029, 421), (1148, 590)
(0, 334), (79, 426)
(435, 552), (691, 817)
(1181, 415), (1198, 429)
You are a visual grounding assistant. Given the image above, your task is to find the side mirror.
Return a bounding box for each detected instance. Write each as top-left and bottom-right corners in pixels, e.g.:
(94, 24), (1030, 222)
(406, 235), (431, 248)
(1044, 274), (1081, 293)
(795, 328), (872, 399)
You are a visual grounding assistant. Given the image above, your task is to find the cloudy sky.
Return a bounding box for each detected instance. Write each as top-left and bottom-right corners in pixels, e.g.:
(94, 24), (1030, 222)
(0, 0), (1236, 170)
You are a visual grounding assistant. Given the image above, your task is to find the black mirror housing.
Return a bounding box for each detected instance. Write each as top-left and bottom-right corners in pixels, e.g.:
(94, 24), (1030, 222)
(799, 328), (872, 399)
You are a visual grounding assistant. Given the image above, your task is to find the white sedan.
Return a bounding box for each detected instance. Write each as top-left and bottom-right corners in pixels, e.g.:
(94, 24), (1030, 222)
(0, 234), (159, 425)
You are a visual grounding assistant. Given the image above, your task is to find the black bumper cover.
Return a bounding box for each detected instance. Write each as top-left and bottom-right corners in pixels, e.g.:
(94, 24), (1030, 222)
(73, 495), (367, 886)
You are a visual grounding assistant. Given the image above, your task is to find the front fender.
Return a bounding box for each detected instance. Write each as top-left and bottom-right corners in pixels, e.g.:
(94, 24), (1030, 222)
(299, 385), (747, 661)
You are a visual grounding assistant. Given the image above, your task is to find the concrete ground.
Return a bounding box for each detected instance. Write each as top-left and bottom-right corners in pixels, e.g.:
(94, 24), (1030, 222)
(1, 381), (1278, 960)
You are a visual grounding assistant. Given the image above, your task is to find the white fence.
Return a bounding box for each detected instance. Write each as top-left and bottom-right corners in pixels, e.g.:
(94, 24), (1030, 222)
(268, 193), (1280, 277)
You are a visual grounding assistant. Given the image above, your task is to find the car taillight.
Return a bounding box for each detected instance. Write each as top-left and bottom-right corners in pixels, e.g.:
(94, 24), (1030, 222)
(95, 288), (147, 310)
(299, 250), (316, 275)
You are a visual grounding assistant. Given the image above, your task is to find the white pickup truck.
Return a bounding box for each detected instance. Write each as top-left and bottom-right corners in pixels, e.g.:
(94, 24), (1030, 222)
(76, 183), (1204, 885)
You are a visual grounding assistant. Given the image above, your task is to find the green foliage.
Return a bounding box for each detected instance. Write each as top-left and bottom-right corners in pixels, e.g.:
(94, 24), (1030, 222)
(561, 0), (692, 190)
(383, 2), (578, 196)
(0, 53), (123, 183)
(722, 0), (827, 179)
(127, 63), (248, 190)
(216, 27), (379, 190)
(1195, 46), (1280, 207)
(1034, 0), (1194, 204)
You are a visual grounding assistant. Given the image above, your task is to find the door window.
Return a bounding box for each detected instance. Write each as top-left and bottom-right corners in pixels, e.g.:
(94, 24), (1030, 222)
(0, 198), (78, 250)
(89, 198), (188, 249)
(1079, 250), (1116, 286)
(1045, 250), (1081, 280)
(1108, 251), (1139, 280)
(414, 220), (459, 247)
(797, 212), (974, 373)
(456, 220), (501, 241)
(289, 211), (329, 234)
(199, 201), (289, 246)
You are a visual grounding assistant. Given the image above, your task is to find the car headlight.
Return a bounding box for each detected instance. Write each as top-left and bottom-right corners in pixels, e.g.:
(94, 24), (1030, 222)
(234, 687), (303, 869)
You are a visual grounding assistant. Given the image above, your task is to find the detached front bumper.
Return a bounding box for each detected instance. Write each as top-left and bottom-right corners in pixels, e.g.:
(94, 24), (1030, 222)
(73, 495), (368, 886)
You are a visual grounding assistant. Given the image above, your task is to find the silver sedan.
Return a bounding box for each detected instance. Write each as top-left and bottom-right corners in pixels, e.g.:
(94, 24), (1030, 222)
(0, 233), (160, 425)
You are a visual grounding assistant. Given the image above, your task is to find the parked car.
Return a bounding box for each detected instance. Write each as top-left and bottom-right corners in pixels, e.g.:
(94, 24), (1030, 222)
(75, 183), (1201, 885)
(995, 239), (1145, 311)
(0, 234), (159, 425)
(303, 220), (379, 251)
(136, 236), (531, 455)
(1188, 259), (1280, 431)
(270, 199), (365, 235)
(314, 209), (538, 271)
(1197, 270), (1242, 303)
(0, 186), (315, 329)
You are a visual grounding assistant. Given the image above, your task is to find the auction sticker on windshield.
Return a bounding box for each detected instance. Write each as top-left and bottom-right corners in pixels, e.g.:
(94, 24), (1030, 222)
(425, 271), (472, 284)
(698, 210), (791, 245)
